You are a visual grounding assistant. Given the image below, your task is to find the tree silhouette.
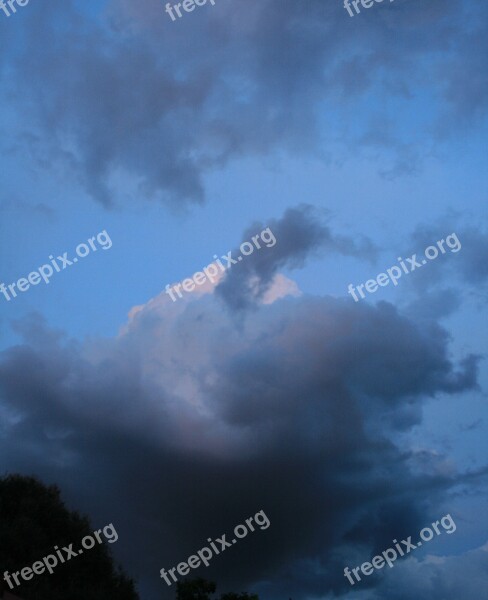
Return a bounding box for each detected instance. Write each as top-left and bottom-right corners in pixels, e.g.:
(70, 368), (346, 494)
(0, 474), (138, 600)
(176, 577), (217, 600)
(220, 593), (259, 600)
(176, 578), (258, 600)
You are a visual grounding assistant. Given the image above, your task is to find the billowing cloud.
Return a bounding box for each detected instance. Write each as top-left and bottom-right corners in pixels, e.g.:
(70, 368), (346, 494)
(0, 275), (482, 598)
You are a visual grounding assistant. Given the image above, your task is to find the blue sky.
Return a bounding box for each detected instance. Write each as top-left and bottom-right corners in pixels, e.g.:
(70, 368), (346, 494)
(0, 1), (487, 599)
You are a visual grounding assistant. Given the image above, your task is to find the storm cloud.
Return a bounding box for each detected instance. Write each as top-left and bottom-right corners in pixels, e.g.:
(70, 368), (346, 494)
(0, 275), (481, 598)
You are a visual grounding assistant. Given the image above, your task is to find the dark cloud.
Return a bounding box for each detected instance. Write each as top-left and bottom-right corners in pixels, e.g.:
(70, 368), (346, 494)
(396, 220), (488, 311)
(0, 0), (486, 206)
(359, 543), (488, 600)
(435, 27), (488, 136)
(215, 204), (378, 311)
(0, 198), (55, 219)
(0, 286), (482, 599)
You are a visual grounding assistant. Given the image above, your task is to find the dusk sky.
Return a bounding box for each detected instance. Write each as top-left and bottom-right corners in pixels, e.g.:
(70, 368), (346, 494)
(0, 0), (487, 598)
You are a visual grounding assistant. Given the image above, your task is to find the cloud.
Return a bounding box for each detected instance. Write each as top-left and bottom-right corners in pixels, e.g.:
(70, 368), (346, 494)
(1, 0), (486, 206)
(0, 198), (55, 219)
(357, 544), (488, 600)
(392, 219), (488, 316)
(0, 282), (482, 599)
(215, 205), (378, 311)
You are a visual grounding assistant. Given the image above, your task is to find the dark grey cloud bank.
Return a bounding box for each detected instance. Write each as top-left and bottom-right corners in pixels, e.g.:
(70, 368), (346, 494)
(0, 285), (482, 600)
(0, 0), (486, 206)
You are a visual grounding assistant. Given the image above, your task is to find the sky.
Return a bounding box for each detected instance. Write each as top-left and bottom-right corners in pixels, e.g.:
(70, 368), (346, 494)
(0, 0), (487, 599)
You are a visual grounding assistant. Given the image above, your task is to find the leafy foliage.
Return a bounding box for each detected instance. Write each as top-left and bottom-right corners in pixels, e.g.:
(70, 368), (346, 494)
(0, 474), (138, 600)
(176, 578), (258, 600)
